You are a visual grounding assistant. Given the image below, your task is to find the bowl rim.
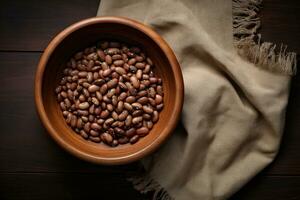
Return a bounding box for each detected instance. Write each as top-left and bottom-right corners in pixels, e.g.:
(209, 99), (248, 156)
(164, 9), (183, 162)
(34, 16), (184, 165)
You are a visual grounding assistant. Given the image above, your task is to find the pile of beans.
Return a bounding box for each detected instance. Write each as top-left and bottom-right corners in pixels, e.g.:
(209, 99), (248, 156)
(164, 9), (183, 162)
(55, 41), (164, 146)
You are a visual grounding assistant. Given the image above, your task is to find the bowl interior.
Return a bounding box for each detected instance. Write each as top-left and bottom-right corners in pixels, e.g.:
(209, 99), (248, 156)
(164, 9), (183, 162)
(41, 19), (181, 164)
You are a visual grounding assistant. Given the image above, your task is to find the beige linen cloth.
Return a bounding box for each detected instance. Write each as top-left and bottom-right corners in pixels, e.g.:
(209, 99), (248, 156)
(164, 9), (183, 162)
(97, 0), (297, 199)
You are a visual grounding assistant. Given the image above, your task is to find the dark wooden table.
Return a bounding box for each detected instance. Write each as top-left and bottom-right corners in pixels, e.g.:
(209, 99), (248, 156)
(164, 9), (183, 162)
(0, 0), (299, 199)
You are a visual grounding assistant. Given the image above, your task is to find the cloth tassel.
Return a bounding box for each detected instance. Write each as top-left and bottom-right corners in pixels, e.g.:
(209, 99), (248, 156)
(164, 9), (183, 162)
(233, 0), (297, 75)
(127, 175), (174, 200)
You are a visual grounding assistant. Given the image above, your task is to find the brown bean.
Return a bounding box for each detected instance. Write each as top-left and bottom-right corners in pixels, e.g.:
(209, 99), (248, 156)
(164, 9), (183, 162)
(132, 110), (143, 117)
(143, 114), (151, 120)
(129, 65), (137, 73)
(136, 69), (142, 79)
(125, 127), (136, 138)
(112, 54), (122, 60)
(107, 78), (118, 89)
(152, 111), (159, 122)
(125, 115), (132, 127)
(88, 115), (95, 122)
(125, 96), (136, 103)
(82, 82), (90, 88)
(55, 86), (62, 94)
(118, 137), (129, 144)
(101, 132), (113, 144)
(105, 118), (114, 125)
(82, 88), (90, 98)
(87, 61), (94, 71)
(135, 62), (145, 69)
(90, 130), (99, 137)
(156, 103), (164, 111)
(146, 57), (153, 65)
(132, 116), (143, 124)
(128, 58), (136, 65)
(90, 136), (101, 143)
(137, 97), (148, 104)
(149, 77), (157, 84)
(78, 110), (89, 116)
(143, 105), (153, 114)
(97, 118), (104, 124)
(91, 123), (101, 131)
(136, 127), (149, 136)
(112, 95), (118, 106)
(111, 121), (119, 128)
(137, 90), (147, 98)
(130, 135), (139, 144)
(124, 102), (133, 112)
(132, 102), (142, 110)
(148, 87), (156, 98)
(80, 130), (89, 139)
(113, 60), (124, 66)
(107, 89), (116, 98)
(100, 84), (108, 94)
(79, 102), (89, 109)
(115, 67), (126, 75)
(135, 56), (144, 62)
(65, 113), (72, 124)
(64, 98), (71, 108)
(130, 76), (140, 89)
(112, 111), (119, 120)
(95, 91), (102, 101)
(103, 69), (112, 77)
(60, 91), (67, 98)
(157, 85), (163, 96)
(103, 95), (111, 103)
(114, 127), (125, 135)
(155, 94), (163, 104)
(118, 110), (128, 121)
(84, 122), (91, 132)
(147, 121), (153, 129)
(81, 116), (88, 122)
(97, 49), (106, 61)
(106, 48), (120, 55)
(118, 82), (127, 90)
(116, 101), (124, 113)
(89, 104), (95, 114)
(100, 110), (110, 119)
(76, 118), (83, 129)
(78, 71), (87, 77)
(119, 92), (127, 101)
(62, 110), (69, 117)
(94, 107), (101, 115)
(129, 87), (137, 96)
(91, 97), (100, 105)
(107, 104), (113, 112)
(94, 79), (105, 86)
(104, 56), (112, 66)
(70, 115), (77, 128)
(88, 85), (100, 93)
(143, 64), (151, 73)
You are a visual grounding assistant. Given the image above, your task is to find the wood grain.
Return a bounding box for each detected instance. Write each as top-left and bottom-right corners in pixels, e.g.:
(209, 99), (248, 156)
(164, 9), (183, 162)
(0, 0), (300, 199)
(0, 0), (100, 51)
(0, 173), (150, 200)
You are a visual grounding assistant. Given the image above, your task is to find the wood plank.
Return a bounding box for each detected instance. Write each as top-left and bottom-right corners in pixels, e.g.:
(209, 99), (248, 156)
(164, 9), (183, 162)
(232, 175), (300, 199)
(261, 0), (300, 53)
(0, 173), (149, 200)
(0, 0), (100, 51)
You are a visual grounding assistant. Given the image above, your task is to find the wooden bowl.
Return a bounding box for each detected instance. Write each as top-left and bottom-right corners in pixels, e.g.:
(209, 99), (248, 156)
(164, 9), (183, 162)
(34, 16), (184, 165)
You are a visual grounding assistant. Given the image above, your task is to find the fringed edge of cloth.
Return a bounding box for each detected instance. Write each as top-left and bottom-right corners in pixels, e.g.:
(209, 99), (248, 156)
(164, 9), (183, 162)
(233, 0), (297, 75)
(128, 174), (174, 200)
